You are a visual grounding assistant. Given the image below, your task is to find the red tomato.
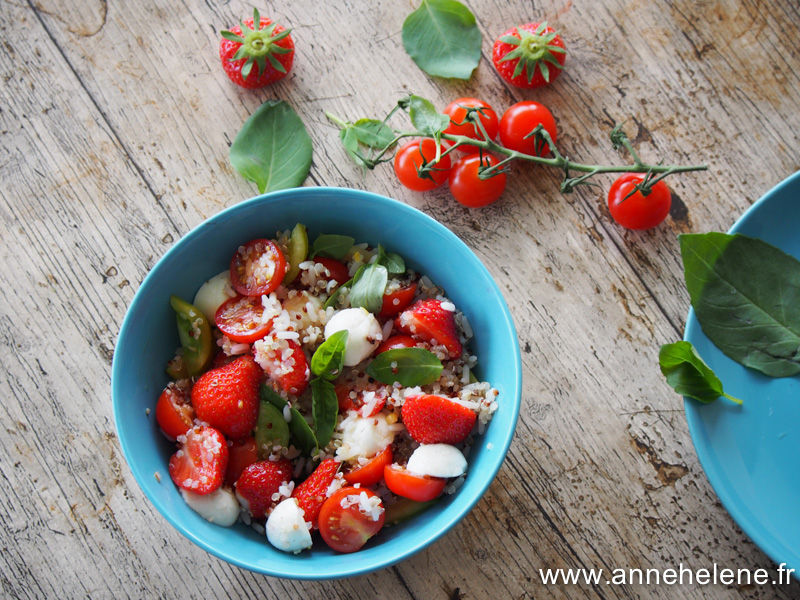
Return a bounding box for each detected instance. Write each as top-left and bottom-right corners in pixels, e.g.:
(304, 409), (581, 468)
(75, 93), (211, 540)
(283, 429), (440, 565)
(224, 436), (259, 486)
(384, 464), (446, 502)
(376, 334), (417, 354)
(343, 445), (393, 486)
(155, 382), (194, 439)
(448, 154), (507, 208)
(318, 486), (385, 553)
(443, 98), (499, 153)
(394, 139), (452, 192)
(607, 173), (672, 230)
(499, 101), (557, 157)
(315, 257), (351, 286)
(230, 239), (286, 297)
(379, 282), (417, 317)
(215, 295), (273, 343)
(334, 383), (387, 417)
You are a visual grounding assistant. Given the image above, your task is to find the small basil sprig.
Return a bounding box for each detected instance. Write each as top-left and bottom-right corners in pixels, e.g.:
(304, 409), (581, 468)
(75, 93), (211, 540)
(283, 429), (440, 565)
(376, 244), (405, 275)
(366, 347), (444, 386)
(311, 379), (338, 447)
(311, 234), (355, 260)
(659, 341), (742, 405)
(311, 330), (348, 380)
(350, 263), (388, 313)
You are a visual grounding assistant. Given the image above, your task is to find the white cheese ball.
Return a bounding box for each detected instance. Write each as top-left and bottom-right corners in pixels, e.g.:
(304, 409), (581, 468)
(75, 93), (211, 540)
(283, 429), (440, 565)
(407, 444), (468, 478)
(266, 498), (313, 554)
(336, 412), (398, 462)
(324, 307), (382, 366)
(181, 487), (239, 527)
(282, 291), (324, 332)
(193, 270), (236, 322)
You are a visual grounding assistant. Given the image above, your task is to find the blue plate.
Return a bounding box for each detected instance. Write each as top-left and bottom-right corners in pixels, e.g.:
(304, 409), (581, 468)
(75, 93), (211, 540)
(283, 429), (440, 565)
(684, 170), (800, 575)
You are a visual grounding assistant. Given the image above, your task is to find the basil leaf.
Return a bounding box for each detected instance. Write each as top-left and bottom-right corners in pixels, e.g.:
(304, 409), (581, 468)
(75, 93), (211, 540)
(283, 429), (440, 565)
(254, 399), (291, 459)
(401, 0), (481, 80)
(679, 232), (800, 377)
(366, 347), (443, 386)
(406, 95), (450, 138)
(311, 330), (349, 380)
(312, 234), (355, 260)
(311, 378), (338, 447)
(259, 384), (317, 456)
(376, 244), (405, 275)
(659, 341), (742, 405)
(230, 100), (313, 193)
(350, 263), (388, 313)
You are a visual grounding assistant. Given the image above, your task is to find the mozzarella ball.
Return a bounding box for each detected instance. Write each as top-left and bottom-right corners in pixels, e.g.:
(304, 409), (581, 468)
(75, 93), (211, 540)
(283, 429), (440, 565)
(407, 444), (468, 478)
(181, 487), (239, 526)
(324, 307), (382, 366)
(266, 498), (313, 554)
(193, 270), (236, 322)
(336, 412), (398, 462)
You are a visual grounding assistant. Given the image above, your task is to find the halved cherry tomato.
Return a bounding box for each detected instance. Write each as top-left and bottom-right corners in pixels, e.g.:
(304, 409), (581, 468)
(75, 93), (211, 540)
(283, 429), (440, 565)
(376, 334), (417, 354)
(224, 436), (258, 487)
(344, 445), (393, 486)
(379, 282), (417, 317)
(334, 383), (387, 417)
(394, 139), (452, 192)
(384, 464), (446, 502)
(230, 239), (286, 297)
(215, 295), (273, 343)
(155, 381), (194, 439)
(318, 486), (385, 553)
(499, 101), (557, 157)
(448, 153), (507, 208)
(443, 98), (499, 153)
(607, 173), (672, 230)
(315, 256), (351, 286)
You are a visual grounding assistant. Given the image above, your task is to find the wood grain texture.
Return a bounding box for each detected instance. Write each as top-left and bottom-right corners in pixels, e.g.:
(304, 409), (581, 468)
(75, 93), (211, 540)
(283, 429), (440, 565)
(1, 0), (799, 597)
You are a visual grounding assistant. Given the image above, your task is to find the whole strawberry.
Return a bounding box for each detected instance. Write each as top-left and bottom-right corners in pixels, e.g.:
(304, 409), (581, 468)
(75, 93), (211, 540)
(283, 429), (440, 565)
(219, 8), (294, 89)
(235, 458), (294, 519)
(191, 355), (261, 439)
(293, 458), (340, 528)
(492, 22), (566, 88)
(396, 299), (463, 359)
(401, 394), (477, 444)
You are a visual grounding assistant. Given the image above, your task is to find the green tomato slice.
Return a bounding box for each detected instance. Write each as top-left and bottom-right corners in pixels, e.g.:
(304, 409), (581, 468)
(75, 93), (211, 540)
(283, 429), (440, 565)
(255, 399), (291, 459)
(169, 295), (213, 377)
(282, 223), (308, 285)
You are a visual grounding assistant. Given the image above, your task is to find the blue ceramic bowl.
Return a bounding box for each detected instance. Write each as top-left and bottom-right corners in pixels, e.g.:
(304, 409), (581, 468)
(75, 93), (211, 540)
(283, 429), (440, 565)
(112, 187), (522, 579)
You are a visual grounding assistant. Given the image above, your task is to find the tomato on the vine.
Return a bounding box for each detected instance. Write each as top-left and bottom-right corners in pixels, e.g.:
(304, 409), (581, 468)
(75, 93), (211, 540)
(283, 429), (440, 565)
(448, 153), (507, 208)
(443, 98), (499, 153)
(499, 101), (557, 157)
(394, 139), (452, 192)
(318, 486), (385, 553)
(607, 174), (672, 230)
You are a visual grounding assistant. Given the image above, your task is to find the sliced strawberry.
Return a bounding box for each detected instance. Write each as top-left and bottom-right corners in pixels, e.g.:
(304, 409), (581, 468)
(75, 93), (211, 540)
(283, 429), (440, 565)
(401, 394), (477, 444)
(293, 458), (341, 528)
(225, 436), (259, 487)
(254, 335), (310, 396)
(168, 426), (228, 495)
(396, 299), (463, 359)
(235, 458), (294, 519)
(191, 355), (261, 439)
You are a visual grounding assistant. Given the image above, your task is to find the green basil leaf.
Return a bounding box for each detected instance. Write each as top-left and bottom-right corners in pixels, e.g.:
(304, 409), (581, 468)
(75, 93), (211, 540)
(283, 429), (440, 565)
(311, 330), (349, 380)
(679, 232), (800, 377)
(350, 263), (388, 313)
(312, 234), (356, 260)
(376, 244), (406, 275)
(311, 378), (338, 447)
(659, 341), (742, 405)
(366, 347), (444, 386)
(259, 384), (317, 455)
(229, 100), (313, 193)
(350, 118), (397, 149)
(406, 95), (450, 138)
(254, 399), (291, 459)
(401, 0), (482, 80)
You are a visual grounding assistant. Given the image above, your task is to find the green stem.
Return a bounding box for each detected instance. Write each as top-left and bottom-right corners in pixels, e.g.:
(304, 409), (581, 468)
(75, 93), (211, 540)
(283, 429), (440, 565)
(722, 392), (744, 406)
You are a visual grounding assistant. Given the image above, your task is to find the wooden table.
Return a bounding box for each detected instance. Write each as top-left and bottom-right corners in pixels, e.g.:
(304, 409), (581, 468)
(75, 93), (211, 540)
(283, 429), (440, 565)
(3, 0), (798, 597)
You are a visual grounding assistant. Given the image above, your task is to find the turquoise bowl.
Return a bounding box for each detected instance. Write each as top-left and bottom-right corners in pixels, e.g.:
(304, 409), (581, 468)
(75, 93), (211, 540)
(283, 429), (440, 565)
(112, 187), (522, 579)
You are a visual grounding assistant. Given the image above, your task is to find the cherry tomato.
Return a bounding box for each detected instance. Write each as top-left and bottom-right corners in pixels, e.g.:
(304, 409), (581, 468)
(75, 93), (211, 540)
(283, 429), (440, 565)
(448, 154), (507, 208)
(155, 382), (194, 439)
(384, 464), (446, 502)
(344, 445), (393, 486)
(376, 334), (417, 354)
(315, 256), (351, 286)
(443, 98), (499, 153)
(230, 239), (286, 297)
(394, 139), (452, 192)
(224, 436), (258, 486)
(215, 295), (273, 344)
(318, 486), (385, 553)
(334, 384), (387, 417)
(379, 282), (417, 317)
(499, 101), (557, 156)
(607, 173), (672, 230)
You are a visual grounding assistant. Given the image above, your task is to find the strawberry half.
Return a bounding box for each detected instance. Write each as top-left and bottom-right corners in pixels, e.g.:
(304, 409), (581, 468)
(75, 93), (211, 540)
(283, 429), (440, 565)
(254, 335), (310, 396)
(191, 355), (261, 440)
(293, 458), (341, 528)
(396, 299), (463, 359)
(168, 426), (228, 495)
(401, 394), (477, 444)
(235, 458), (294, 520)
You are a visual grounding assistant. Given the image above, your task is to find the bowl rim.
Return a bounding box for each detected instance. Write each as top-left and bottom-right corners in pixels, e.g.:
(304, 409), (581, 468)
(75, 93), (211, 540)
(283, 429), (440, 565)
(112, 186), (522, 578)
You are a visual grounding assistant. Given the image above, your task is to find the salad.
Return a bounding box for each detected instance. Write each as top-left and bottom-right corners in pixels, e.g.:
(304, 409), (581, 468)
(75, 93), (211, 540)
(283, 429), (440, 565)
(155, 224), (499, 554)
